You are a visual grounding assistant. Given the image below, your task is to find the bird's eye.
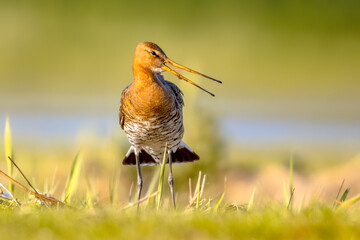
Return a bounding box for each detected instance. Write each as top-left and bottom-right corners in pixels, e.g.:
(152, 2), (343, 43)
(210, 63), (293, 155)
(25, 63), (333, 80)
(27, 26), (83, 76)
(151, 51), (157, 56)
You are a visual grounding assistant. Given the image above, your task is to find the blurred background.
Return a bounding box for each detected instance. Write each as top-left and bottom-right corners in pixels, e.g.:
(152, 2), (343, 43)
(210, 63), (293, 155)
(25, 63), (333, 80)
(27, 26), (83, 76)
(0, 0), (360, 205)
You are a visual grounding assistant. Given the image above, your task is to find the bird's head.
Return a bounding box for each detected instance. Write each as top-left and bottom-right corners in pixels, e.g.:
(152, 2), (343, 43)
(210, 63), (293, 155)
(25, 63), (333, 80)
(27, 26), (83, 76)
(133, 42), (167, 73)
(133, 41), (222, 96)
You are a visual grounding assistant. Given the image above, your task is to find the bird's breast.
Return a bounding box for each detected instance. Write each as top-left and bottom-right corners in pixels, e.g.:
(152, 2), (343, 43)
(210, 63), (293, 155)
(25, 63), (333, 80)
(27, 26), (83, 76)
(122, 80), (183, 146)
(124, 106), (184, 149)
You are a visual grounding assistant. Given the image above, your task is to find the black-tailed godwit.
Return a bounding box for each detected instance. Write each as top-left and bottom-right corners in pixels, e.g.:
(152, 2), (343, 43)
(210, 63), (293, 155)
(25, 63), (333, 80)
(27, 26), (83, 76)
(119, 42), (221, 208)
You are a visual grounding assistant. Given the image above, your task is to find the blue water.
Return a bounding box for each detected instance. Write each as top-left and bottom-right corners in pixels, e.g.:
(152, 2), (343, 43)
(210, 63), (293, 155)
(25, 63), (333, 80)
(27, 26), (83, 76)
(0, 113), (116, 145)
(223, 118), (360, 145)
(1, 112), (359, 149)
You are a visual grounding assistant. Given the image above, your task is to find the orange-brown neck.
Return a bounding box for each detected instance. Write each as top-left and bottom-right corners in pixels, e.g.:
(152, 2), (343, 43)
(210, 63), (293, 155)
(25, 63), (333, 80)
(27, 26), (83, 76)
(129, 63), (175, 117)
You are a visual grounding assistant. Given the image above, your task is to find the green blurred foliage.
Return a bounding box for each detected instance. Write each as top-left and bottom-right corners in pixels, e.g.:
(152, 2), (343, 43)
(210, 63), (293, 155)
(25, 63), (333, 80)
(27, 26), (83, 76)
(0, 0), (359, 101)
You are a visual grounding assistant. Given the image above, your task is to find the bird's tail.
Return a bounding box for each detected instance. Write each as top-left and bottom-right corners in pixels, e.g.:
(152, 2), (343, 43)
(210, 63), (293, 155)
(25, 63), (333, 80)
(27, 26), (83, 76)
(122, 142), (200, 165)
(122, 148), (157, 165)
(172, 142), (200, 163)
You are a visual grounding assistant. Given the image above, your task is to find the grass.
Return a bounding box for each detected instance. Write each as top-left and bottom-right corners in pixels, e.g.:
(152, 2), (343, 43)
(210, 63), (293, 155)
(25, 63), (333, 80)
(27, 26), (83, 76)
(1, 205), (360, 239)
(2, 153), (360, 240)
(2, 120), (360, 240)
(156, 145), (167, 209)
(63, 152), (82, 203)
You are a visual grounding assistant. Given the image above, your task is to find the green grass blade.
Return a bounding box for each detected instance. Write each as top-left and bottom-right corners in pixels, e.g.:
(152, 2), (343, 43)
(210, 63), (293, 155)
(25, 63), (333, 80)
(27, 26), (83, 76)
(63, 152), (82, 203)
(335, 179), (345, 201)
(213, 176), (227, 212)
(156, 145), (167, 209)
(247, 188), (256, 211)
(338, 193), (360, 209)
(213, 192), (224, 212)
(287, 188), (295, 210)
(4, 116), (14, 193)
(339, 188), (350, 202)
(333, 179), (345, 208)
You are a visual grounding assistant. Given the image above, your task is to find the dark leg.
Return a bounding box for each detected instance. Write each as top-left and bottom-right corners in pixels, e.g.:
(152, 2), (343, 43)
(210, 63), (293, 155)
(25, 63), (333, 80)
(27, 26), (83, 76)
(168, 150), (176, 209)
(135, 150), (143, 209)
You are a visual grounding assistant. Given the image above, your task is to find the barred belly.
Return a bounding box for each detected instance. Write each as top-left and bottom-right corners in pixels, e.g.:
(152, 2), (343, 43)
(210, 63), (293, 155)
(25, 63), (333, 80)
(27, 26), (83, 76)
(123, 109), (184, 163)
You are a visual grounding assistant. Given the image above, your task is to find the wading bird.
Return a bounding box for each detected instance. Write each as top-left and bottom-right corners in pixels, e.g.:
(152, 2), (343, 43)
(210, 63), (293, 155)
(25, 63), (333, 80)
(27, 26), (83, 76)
(119, 42), (221, 208)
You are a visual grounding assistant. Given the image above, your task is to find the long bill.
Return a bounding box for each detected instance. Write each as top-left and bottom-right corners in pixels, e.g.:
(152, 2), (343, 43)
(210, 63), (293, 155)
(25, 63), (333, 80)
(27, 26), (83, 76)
(161, 59), (221, 97)
(161, 65), (215, 97)
(166, 59), (222, 84)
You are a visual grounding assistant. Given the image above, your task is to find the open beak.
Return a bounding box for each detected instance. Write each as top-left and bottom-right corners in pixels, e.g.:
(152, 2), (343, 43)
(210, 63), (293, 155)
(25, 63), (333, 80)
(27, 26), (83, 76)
(161, 58), (221, 97)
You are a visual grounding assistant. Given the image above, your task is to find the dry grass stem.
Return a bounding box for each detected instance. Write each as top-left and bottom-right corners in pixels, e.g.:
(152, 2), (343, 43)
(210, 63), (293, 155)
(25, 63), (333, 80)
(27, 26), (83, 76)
(123, 191), (159, 209)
